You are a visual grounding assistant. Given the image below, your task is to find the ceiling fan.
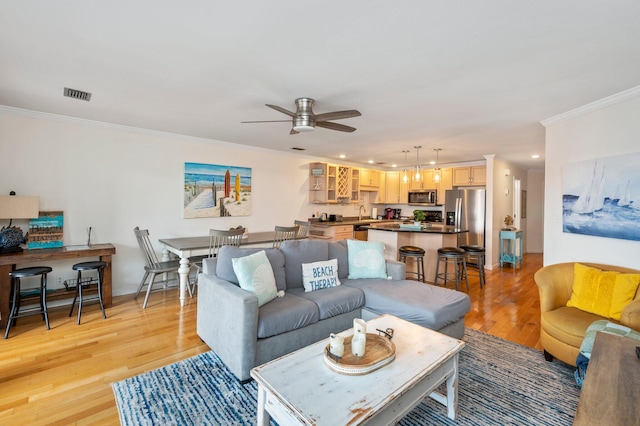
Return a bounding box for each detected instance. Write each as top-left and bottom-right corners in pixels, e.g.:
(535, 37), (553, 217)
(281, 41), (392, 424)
(242, 98), (361, 135)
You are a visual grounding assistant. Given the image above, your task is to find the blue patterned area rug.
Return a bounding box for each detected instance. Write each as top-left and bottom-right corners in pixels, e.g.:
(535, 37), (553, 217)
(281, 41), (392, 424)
(112, 328), (580, 425)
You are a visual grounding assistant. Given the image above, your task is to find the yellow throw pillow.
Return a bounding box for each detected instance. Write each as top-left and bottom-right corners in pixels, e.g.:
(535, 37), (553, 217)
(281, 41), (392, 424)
(611, 273), (640, 320)
(567, 263), (640, 320)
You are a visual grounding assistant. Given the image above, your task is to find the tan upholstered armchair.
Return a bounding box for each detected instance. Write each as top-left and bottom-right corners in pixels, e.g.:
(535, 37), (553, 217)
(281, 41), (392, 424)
(534, 262), (640, 366)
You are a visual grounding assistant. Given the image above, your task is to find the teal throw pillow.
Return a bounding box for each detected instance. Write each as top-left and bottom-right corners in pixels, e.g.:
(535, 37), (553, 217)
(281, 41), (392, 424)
(347, 239), (387, 279)
(232, 250), (278, 306)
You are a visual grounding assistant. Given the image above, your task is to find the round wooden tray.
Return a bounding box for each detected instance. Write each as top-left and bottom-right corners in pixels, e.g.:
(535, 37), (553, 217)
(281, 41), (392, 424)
(324, 333), (396, 375)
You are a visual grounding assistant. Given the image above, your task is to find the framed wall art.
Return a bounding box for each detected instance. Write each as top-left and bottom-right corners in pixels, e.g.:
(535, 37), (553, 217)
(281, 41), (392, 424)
(562, 152), (640, 241)
(183, 162), (252, 218)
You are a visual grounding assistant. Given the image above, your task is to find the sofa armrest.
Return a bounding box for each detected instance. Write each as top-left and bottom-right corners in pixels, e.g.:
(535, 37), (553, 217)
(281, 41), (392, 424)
(386, 259), (406, 281)
(202, 257), (217, 274)
(621, 299), (640, 332)
(534, 263), (575, 313)
(196, 272), (259, 381)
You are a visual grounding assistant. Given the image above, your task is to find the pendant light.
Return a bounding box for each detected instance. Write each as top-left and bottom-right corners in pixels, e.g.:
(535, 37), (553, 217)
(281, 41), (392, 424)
(402, 150), (409, 184)
(433, 148), (442, 183)
(413, 146), (422, 182)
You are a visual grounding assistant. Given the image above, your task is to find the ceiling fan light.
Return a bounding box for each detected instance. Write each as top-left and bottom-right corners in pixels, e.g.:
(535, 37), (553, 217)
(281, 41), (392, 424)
(293, 115), (315, 132)
(293, 124), (314, 132)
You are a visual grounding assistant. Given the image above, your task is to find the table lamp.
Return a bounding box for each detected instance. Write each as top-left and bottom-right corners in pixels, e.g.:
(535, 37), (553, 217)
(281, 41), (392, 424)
(0, 192), (40, 254)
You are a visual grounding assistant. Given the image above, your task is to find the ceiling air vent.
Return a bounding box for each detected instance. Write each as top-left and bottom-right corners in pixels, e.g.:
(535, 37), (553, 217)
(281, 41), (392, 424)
(290, 147), (306, 151)
(64, 87), (92, 102)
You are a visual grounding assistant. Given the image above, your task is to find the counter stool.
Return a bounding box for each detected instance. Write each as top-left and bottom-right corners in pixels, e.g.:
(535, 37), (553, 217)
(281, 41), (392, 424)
(460, 245), (486, 289)
(69, 261), (108, 325)
(4, 266), (53, 339)
(398, 246), (425, 282)
(434, 247), (469, 291)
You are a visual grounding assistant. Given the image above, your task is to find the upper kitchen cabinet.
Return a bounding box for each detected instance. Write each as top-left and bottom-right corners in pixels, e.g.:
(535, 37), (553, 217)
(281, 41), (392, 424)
(309, 162), (359, 204)
(359, 168), (381, 190)
(350, 168), (360, 203)
(309, 162), (328, 204)
(436, 168), (453, 204)
(452, 165), (486, 186)
(382, 171), (409, 204)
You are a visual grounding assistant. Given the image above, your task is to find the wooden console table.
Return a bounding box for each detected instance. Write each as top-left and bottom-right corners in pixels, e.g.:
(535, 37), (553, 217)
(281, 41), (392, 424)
(0, 244), (116, 327)
(573, 331), (640, 425)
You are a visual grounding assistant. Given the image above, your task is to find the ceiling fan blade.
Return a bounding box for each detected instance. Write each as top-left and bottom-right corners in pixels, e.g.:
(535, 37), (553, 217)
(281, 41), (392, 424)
(266, 104), (296, 117)
(289, 128), (300, 135)
(314, 109), (361, 122)
(316, 121), (357, 133)
(241, 120), (291, 123)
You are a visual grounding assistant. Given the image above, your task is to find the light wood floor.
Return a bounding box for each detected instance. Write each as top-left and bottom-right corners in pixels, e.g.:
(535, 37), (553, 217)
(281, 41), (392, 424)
(0, 253), (543, 425)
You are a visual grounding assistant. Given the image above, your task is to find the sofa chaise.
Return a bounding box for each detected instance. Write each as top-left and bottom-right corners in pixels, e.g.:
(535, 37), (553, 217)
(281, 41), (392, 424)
(197, 239), (471, 381)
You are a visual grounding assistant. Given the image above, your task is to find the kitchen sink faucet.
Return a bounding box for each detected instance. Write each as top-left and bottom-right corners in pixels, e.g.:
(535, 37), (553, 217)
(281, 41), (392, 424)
(359, 204), (366, 220)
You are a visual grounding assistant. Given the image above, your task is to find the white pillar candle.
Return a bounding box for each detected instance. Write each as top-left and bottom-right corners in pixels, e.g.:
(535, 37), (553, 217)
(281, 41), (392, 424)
(329, 333), (344, 357)
(351, 334), (366, 357)
(353, 318), (367, 336)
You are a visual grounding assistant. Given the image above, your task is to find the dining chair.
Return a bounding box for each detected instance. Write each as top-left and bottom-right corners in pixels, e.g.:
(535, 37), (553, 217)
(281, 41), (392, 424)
(133, 227), (180, 309)
(189, 227), (246, 295)
(294, 220), (309, 238)
(273, 225), (299, 248)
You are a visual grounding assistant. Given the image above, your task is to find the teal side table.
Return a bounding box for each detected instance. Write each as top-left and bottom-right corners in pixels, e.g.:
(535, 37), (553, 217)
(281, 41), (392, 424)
(499, 230), (523, 269)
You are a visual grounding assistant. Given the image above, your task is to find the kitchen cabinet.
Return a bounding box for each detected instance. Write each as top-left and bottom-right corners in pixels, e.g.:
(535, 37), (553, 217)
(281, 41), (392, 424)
(383, 171), (409, 204)
(350, 168), (360, 203)
(452, 165), (486, 186)
(308, 162), (360, 204)
(437, 168), (453, 205)
(308, 162), (328, 204)
(360, 168), (380, 189)
(309, 224), (353, 241)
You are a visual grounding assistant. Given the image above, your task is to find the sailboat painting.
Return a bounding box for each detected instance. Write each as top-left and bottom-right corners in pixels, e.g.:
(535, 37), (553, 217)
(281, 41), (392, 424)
(183, 162), (252, 218)
(562, 152), (640, 241)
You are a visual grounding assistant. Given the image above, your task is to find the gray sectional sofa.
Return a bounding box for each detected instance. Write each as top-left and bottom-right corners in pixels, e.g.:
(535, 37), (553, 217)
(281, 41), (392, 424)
(197, 239), (471, 381)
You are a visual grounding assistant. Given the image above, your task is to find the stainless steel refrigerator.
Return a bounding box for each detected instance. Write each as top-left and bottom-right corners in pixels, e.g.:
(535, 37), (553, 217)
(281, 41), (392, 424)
(444, 188), (486, 247)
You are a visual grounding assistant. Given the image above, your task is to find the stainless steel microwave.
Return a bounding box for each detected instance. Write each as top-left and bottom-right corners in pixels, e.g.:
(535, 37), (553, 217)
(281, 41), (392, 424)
(408, 190), (437, 206)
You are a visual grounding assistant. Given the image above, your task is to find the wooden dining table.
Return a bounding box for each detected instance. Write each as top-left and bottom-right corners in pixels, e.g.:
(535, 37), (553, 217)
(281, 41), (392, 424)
(159, 231), (302, 307)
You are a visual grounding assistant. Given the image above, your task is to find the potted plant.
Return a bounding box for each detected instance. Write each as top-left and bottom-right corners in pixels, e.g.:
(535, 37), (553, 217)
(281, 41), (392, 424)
(413, 210), (426, 223)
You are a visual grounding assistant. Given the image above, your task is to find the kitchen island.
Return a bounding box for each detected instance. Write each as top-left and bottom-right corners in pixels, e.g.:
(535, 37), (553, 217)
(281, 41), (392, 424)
(364, 223), (468, 284)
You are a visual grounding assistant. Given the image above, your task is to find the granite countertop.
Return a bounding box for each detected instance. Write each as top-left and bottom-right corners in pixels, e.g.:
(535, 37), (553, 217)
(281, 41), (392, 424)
(309, 218), (397, 227)
(364, 222), (468, 234)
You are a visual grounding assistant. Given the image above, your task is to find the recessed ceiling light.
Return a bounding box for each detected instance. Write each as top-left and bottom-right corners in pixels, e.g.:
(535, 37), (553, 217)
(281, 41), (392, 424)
(391, 164), (397, 168)
(531, 154), (540, 159)
(429, 161), (435, 165)
(368, 160), (374, 164)
(339, 154), (346, 159)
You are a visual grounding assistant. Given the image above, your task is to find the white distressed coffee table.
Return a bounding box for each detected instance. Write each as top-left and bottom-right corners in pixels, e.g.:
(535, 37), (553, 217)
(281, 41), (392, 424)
(250, 314), (465, 425)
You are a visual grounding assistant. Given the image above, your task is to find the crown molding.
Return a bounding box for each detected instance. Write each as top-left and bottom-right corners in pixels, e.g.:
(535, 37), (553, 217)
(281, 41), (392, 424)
(540, 85), (640, 127)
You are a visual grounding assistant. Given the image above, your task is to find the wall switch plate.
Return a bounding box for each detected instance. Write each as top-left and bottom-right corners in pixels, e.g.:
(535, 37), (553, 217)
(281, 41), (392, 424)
(57, 276), (63, 285)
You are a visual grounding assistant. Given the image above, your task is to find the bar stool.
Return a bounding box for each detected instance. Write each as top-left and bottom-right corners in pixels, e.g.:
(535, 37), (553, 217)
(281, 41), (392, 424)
(398, 246), (425, 282)
(69, 261), (108, 325)
(4, 266), (52, 339)
(460, 245), (486, 289)
(434, 247), (469, 291)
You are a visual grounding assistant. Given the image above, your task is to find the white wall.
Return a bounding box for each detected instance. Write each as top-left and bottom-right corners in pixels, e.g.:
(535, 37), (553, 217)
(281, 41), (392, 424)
(0, 109), (365, 296)
(526, 168), (544, 253)
(542, 89), (640, 267)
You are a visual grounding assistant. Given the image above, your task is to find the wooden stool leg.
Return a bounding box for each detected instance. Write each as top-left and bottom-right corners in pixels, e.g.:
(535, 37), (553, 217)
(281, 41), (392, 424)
(4, 278), (20, 339)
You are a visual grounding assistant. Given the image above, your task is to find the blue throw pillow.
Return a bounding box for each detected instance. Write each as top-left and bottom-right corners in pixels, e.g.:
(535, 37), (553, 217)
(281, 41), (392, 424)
(232, 250), (278, 306)
(347, 239), (387, 279)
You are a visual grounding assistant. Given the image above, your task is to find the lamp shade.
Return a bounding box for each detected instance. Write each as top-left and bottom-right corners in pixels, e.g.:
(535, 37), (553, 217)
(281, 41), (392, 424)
(0, 195), (40, 219)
